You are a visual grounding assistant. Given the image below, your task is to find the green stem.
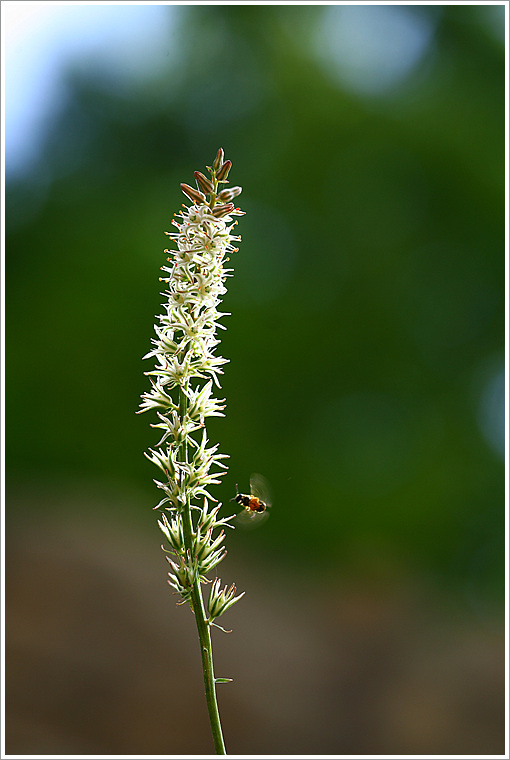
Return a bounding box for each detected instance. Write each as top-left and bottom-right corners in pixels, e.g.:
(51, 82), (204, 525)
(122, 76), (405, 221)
(179, 385), (226, 755)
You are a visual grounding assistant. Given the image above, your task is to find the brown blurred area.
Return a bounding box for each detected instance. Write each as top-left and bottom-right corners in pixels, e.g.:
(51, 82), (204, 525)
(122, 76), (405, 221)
(6, 485), (505, 756)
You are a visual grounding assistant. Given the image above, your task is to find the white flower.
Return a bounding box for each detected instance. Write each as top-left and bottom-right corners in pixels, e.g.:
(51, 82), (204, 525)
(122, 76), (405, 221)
(207, 578), (246, 621)
(139, 149), (245, 617)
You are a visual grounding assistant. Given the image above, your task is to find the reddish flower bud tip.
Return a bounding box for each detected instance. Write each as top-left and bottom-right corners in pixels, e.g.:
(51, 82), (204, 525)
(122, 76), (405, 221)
(180, 183), (206, 204)
(213, 148), (224, 172)
(217, 186), (242, 202)
(216, 160), (232, 182)
(211, 202), (235, 218)
(194, 171), (214, 194)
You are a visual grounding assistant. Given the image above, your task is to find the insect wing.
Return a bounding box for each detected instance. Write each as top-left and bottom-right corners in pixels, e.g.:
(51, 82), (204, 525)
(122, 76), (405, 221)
(234, 473), (272, 530)
(249, 472), (272, 509)
(235, 506), (270, 530)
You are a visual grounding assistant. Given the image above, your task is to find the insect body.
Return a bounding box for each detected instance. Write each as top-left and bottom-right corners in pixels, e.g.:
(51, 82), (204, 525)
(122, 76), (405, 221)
(233, 490), (267, 513)
(231, 473), (271, 527)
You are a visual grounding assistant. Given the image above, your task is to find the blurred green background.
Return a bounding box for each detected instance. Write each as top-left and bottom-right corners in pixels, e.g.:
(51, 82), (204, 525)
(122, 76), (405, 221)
(5, 3), (506, 755)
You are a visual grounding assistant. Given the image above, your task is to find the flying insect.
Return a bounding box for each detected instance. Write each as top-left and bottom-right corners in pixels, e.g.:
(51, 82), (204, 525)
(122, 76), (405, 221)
(231, 473), (272, 527)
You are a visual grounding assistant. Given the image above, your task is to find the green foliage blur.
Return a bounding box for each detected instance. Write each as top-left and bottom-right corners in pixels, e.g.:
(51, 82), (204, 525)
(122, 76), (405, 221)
(6, 5), (505, 607)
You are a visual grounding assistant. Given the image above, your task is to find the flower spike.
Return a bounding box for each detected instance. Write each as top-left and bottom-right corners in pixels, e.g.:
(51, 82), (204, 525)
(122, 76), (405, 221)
(139, 150), (245, 753)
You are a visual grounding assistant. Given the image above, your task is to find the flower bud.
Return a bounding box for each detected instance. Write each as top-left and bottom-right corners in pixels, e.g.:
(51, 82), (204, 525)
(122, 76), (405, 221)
(208, 577), (245, 620)
(217, 186), (242, 203)
(180, 183), (206, 204)
(213, 148), (224, 172)
(194, 171), (214, 194)
(216, 160), (232, 181)
(211, 203), (235, 218)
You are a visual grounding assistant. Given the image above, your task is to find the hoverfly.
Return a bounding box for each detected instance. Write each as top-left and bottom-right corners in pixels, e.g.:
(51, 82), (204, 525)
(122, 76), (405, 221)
(230, 473), (272, 528)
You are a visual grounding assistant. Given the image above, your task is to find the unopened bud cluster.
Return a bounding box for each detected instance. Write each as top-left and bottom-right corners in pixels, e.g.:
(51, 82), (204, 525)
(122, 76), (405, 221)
(139, 149), (245, 623)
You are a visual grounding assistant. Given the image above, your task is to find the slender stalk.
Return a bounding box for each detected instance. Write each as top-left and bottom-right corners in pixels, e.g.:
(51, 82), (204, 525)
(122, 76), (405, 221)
(182, 504), (226, 754)
(179, 385), (226, 754)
